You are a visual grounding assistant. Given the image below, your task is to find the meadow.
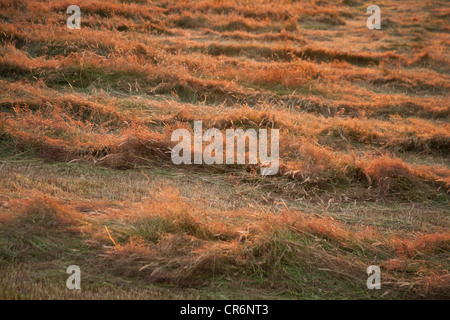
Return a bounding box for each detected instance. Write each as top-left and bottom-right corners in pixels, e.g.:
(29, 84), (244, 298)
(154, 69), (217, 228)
(0, 0), (449, 299)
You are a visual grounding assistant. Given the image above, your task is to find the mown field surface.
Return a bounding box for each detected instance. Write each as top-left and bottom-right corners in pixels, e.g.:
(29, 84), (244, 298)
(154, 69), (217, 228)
(0, 0), (449, 299)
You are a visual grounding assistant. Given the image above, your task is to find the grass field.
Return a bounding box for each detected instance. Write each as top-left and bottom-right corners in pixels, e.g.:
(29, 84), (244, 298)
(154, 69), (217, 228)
(0, 0), (449, 300)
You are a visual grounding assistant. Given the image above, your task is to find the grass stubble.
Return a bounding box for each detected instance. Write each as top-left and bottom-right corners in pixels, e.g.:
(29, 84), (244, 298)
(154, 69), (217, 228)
(0, 0), (449, 300)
